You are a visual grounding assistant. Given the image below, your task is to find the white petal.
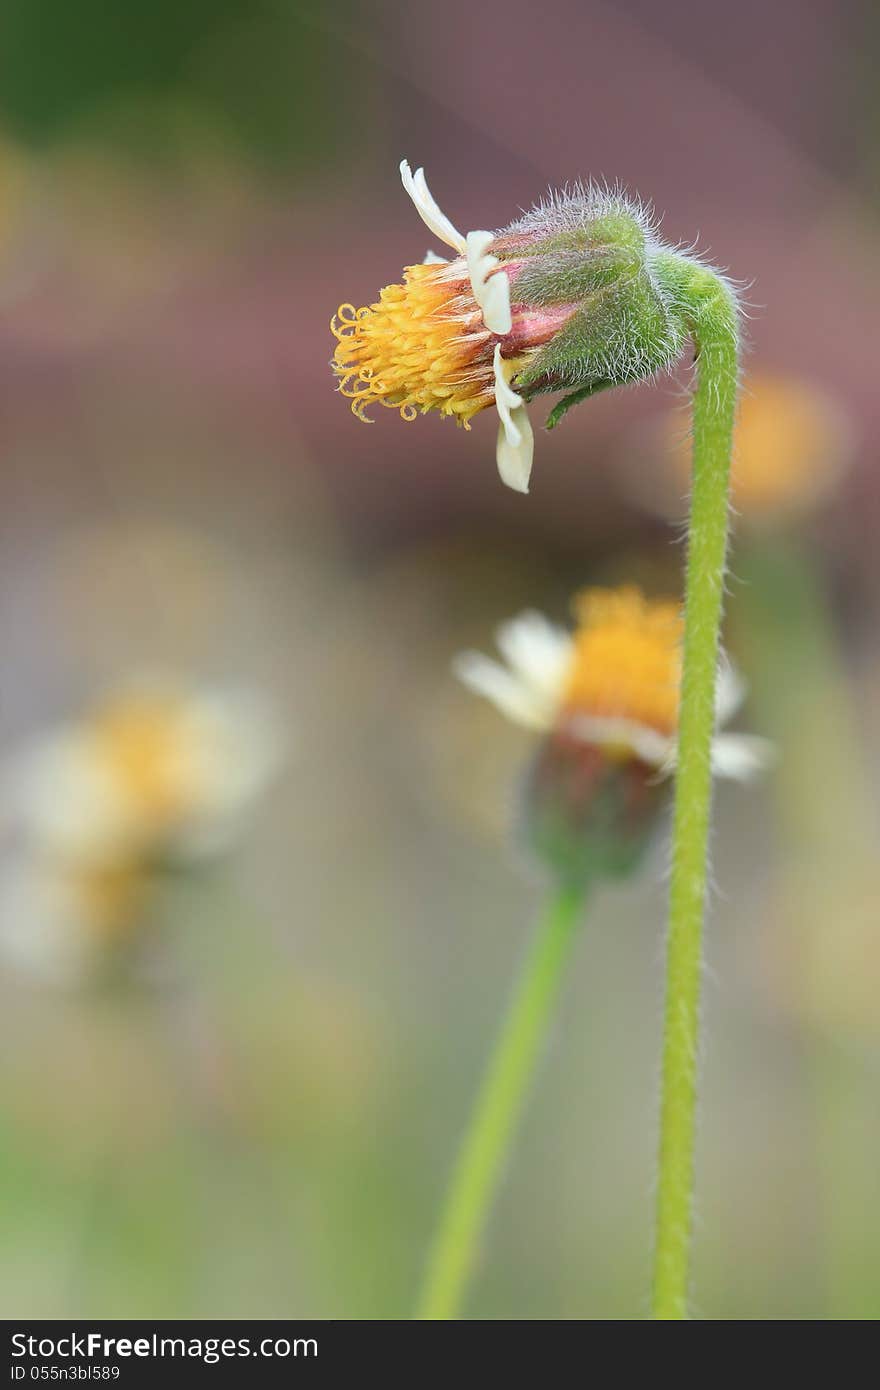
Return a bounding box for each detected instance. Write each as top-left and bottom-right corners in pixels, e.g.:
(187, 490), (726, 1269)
(567, 714), (674, 770)
(422, 249), (448, 265)
(494, 612), (573, 703)
(168, 690), (285, 861)
(710, 733), (776, 781)
(495, 413), (534, 494)
(453, 653), (553, 731)
(466, 230), (512, 335)
(14, 731), (140, 863)
(399, 160), (466, 255)
(563, 713), (773, 783)
(493, 344), (524, 421)
(715, 657), (747, 728)
(493, 345), (534, 493)
(0, 856), (109, 985)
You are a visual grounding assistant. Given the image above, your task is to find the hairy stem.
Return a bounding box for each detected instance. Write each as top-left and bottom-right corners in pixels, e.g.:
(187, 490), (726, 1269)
(649, 254), (740, 1319)
(415, 881), (587, 1320)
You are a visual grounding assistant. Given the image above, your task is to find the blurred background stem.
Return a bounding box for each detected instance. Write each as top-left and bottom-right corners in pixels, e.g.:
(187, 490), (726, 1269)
(415, 880), (587, 1320)
(651, 259), (739, 1319)
(811, 1039), (879, 1320)
(735, 538), (880, 1320)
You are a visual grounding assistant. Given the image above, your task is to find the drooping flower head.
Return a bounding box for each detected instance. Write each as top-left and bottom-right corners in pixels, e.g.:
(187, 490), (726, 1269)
(455, 586), (770, 880)
(332, 162), (692, 494)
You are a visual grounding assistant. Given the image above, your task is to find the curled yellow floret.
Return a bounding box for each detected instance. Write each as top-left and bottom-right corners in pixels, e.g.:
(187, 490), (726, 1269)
(332, 262), (497, 426)
(564, 586), (683, 736)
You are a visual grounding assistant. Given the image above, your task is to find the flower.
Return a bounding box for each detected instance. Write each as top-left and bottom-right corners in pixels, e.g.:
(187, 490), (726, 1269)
(454, 586), (769, 780)
(332, 162), (688, 494)
(9, 679), (283, 867)
(0, 678), (284, 984)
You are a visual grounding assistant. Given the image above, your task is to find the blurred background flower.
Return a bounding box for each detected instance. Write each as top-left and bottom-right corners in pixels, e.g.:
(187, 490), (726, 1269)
(0, 0), (878, 1321)
(13, 679), (282, 867)
(619, 371), (855, 531)
(455, 586), (768, 881)
(0, 675), (283, 984)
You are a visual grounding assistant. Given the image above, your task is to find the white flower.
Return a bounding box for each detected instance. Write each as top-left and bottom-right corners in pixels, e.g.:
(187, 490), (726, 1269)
(454, 604), (772, 781)
(400, 160), (534, 494)
(8, 679), (284, 867)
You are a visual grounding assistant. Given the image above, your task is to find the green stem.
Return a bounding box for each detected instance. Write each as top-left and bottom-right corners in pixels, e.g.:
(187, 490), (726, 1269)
(650, 256), (740, 1319)
(415, 880), (587, 1320)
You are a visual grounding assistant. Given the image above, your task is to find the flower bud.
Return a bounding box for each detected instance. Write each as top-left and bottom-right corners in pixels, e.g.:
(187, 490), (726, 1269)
(522, 730), (667, 886)
(490, 191), (685, 426)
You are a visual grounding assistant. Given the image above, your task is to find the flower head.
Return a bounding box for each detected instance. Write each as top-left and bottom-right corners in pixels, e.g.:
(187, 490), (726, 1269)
(455, 585), (769, 781)
(455, 586), (769, 881)
(11, 679), (282, 867)
(332, 162), (689, 494)
(0, 678), (283, 984)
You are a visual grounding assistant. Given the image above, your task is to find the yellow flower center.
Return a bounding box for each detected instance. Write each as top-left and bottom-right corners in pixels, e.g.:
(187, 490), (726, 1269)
(89, 695), (195, 832)
(562, 586), (683, 738)
(332, 261), (498, 426)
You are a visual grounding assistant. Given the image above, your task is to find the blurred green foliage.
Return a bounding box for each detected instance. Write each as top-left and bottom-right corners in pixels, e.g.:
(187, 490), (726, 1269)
(0, 0), (354, 172)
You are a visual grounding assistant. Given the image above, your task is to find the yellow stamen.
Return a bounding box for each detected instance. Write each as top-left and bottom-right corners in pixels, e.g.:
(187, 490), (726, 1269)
(563, 586), (683, 737)
(332, 261), (498, 426)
